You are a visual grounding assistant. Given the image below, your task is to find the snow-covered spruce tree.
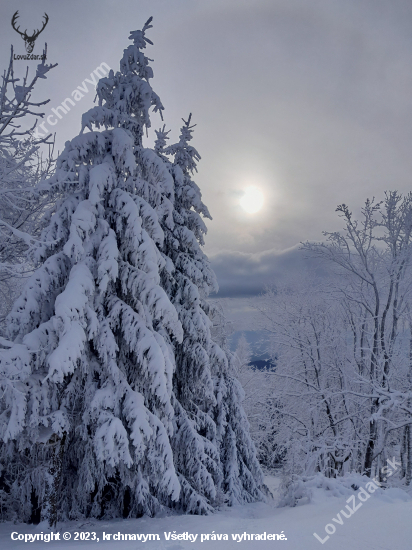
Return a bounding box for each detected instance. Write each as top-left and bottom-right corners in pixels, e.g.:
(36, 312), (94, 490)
(209, 304), (266, 505)
(154, 121), (222, 512)
(0, 20), (183, 523)
(156, 120), (265, 508)
(88, 21), (221, 514)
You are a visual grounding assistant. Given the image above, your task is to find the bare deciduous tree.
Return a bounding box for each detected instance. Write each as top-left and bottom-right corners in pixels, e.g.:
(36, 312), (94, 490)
(0, 45), (56, 332)
(257, 193), (412, 486)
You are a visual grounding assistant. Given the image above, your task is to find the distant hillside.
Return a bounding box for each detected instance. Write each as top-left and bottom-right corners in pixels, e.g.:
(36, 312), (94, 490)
(249, 359), (276, 371)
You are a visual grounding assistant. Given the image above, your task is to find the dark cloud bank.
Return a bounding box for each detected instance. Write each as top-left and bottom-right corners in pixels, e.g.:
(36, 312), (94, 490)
(210, 245), (322, 298)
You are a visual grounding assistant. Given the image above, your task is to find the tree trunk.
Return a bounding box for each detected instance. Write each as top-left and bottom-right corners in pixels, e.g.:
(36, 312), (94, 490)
(44, 433), (66, 527)
(406, 425), (412, 486)
(364, 407), (378, 477)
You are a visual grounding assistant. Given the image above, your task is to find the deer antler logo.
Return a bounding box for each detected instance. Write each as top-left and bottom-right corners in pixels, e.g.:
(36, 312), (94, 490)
(11, 11), (49, 54)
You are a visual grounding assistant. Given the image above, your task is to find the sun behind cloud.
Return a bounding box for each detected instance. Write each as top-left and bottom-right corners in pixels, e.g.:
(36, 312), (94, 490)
(239, 186), (264, 214)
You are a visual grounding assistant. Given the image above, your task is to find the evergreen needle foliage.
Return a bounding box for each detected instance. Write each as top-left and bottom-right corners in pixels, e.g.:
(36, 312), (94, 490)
(0, 19), (264, 523)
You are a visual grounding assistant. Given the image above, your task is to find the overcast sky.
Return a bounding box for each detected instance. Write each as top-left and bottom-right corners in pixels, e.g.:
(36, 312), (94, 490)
(2, 0), (412, 302)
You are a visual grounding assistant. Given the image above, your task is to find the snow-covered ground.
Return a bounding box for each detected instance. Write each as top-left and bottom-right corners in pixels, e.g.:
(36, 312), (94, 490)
(1, 475), (411, 550)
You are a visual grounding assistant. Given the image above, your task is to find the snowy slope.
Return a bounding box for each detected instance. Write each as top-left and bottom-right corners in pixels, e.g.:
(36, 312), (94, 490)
(1, 475), (411, 550)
